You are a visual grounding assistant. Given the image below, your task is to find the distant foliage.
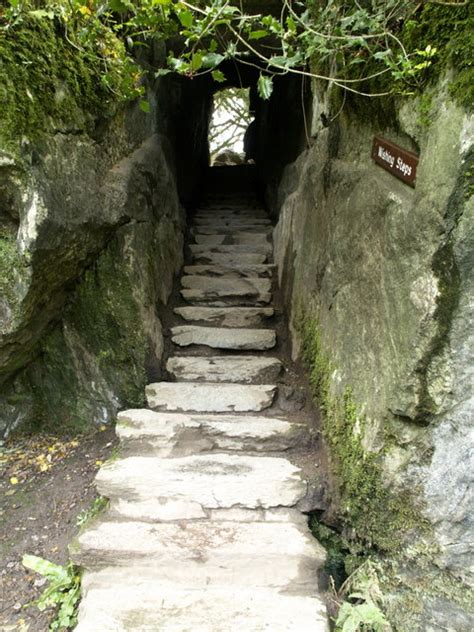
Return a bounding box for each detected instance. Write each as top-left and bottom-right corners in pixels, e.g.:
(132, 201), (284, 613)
(209, 88), (252, 161)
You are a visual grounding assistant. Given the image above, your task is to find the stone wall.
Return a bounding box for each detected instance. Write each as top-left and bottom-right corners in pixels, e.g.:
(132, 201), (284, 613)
(269, 77), (473, 629)
(0, 74), (210, 436)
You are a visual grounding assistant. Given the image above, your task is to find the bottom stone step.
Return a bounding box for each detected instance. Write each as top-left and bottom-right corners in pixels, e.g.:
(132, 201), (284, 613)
(76, 578), (329, 632)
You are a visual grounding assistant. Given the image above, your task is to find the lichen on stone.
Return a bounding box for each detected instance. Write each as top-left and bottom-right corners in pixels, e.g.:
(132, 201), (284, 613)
(0, 227), (28, 332)
(294, 307), (428, 553)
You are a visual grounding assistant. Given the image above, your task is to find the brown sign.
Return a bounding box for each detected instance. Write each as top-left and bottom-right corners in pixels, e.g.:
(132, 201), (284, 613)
(371, 135), (419, 187)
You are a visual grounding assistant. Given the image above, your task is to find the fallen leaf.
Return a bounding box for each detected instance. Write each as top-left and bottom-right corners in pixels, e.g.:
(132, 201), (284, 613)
(10, 476), (19, 485)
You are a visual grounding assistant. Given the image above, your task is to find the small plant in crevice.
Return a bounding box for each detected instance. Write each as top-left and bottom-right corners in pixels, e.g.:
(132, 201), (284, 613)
(309, 515), (365, 592)
(76, 495), (109, 528)
(332, 559), (392, 632)
(22, 555), (81, 631)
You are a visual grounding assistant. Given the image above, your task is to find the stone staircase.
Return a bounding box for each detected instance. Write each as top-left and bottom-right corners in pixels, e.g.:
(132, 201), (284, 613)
(71, 188), (329, 631)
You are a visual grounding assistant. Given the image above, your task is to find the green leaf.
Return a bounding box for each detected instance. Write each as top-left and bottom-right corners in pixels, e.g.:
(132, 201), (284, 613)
(202, 52), (225, 68)
(211, 70), (226, 83)
(178, 10), (193, 28)
(22, 555), (68, 583)
(190, 51), (203, 71)
(249, 30), (268, 40)
(139, 100), (151, 113)
(28, 9), (55, 19)
(257, 74), (273, 100)
(108, 0), (133, 12)
(286, 15), (297, 34)
(155, 68), (172, 77)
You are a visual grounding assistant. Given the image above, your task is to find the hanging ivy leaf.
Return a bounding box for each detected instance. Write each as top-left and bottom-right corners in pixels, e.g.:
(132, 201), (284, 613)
(212, 70), (226, 83)
(257, 74), (273, 100)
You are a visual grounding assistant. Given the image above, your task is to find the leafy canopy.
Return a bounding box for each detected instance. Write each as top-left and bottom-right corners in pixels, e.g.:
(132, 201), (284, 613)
(1, 0), (470, 106)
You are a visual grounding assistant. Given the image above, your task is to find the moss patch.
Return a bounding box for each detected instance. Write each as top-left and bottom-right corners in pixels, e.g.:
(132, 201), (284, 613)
(69, 244), (148, 408)
(28, 241), (147, 433)
(295, 311), (428, 552)
(0, 12), (140, 153)
(401, 3), (473, 109)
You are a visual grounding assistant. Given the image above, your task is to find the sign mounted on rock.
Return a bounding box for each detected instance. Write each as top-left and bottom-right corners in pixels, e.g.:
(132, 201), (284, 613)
(371, 136), (419, 187)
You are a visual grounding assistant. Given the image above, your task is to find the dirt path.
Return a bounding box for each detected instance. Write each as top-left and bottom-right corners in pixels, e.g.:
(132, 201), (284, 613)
(0, 428), (117, 631)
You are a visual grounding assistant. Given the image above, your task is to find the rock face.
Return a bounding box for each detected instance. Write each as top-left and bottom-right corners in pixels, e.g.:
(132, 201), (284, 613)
(269, 76), (473, 629)
(0, 73), (210, 436)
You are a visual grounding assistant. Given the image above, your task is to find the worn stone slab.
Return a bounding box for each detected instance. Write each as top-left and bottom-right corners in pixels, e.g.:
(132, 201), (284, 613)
(74, 520), (324, 589)
(194, 233), (271, 246)
(195, 218), (271, 226)
(146, 382), (276, 413)
(190, 243), (272, 256)
(167, 355), (282, 383)
(233, 231), (272, 244)
(182, 275), (271, 294)
(184, 264), (274, 278)
(174, 306), (275, 327)
(194, 234), (227, 245)
(196, 214), (269, 222)
(192, 252), (268, 265)
(170, 325), (276, 350)
(193, 225), (272, 235)
(75, 580), (329, 632)
(181, 289), (272, 306)
(116, 409), (302, 455)
(95, 453), (307, 510)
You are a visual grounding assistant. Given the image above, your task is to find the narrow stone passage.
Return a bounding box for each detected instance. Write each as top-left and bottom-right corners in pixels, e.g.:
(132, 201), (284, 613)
(71, 184), (329, 631)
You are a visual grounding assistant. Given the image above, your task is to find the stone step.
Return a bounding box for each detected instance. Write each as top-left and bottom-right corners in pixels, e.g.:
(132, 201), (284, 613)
(181, 290), (272, 306)
(195, 211), (269, 218)
(170, 325), (276, 350)
(181, 275), (271, 294)
(174, 306), (275, 327)
(184, 264), (274, 278)
(180, 275), (272, 305)
(194, 233), (271, 246)
(194, 218), (272, 226)
(192, 225), (272, 235)
(146, 382), (277, 413)
(94, 453), (307, 511)
(192, 252), (268, 265)
(167, 355), (282, 383)
(190, 243), (272, 256)
(75, 579), (329, 632)
(116, 408), (302, 456)
(74, 520), (324, 590)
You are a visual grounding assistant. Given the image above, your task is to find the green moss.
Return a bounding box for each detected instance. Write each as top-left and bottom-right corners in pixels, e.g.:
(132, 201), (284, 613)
(0, 12), (140, 152)
(400, 3), (473, 109)
(417, 92), (434, 129)
(295, 310), (428, 552)
(70, 247), (147, 408)
(28, 242), (147, 432)
(309, 517), (364, 588)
